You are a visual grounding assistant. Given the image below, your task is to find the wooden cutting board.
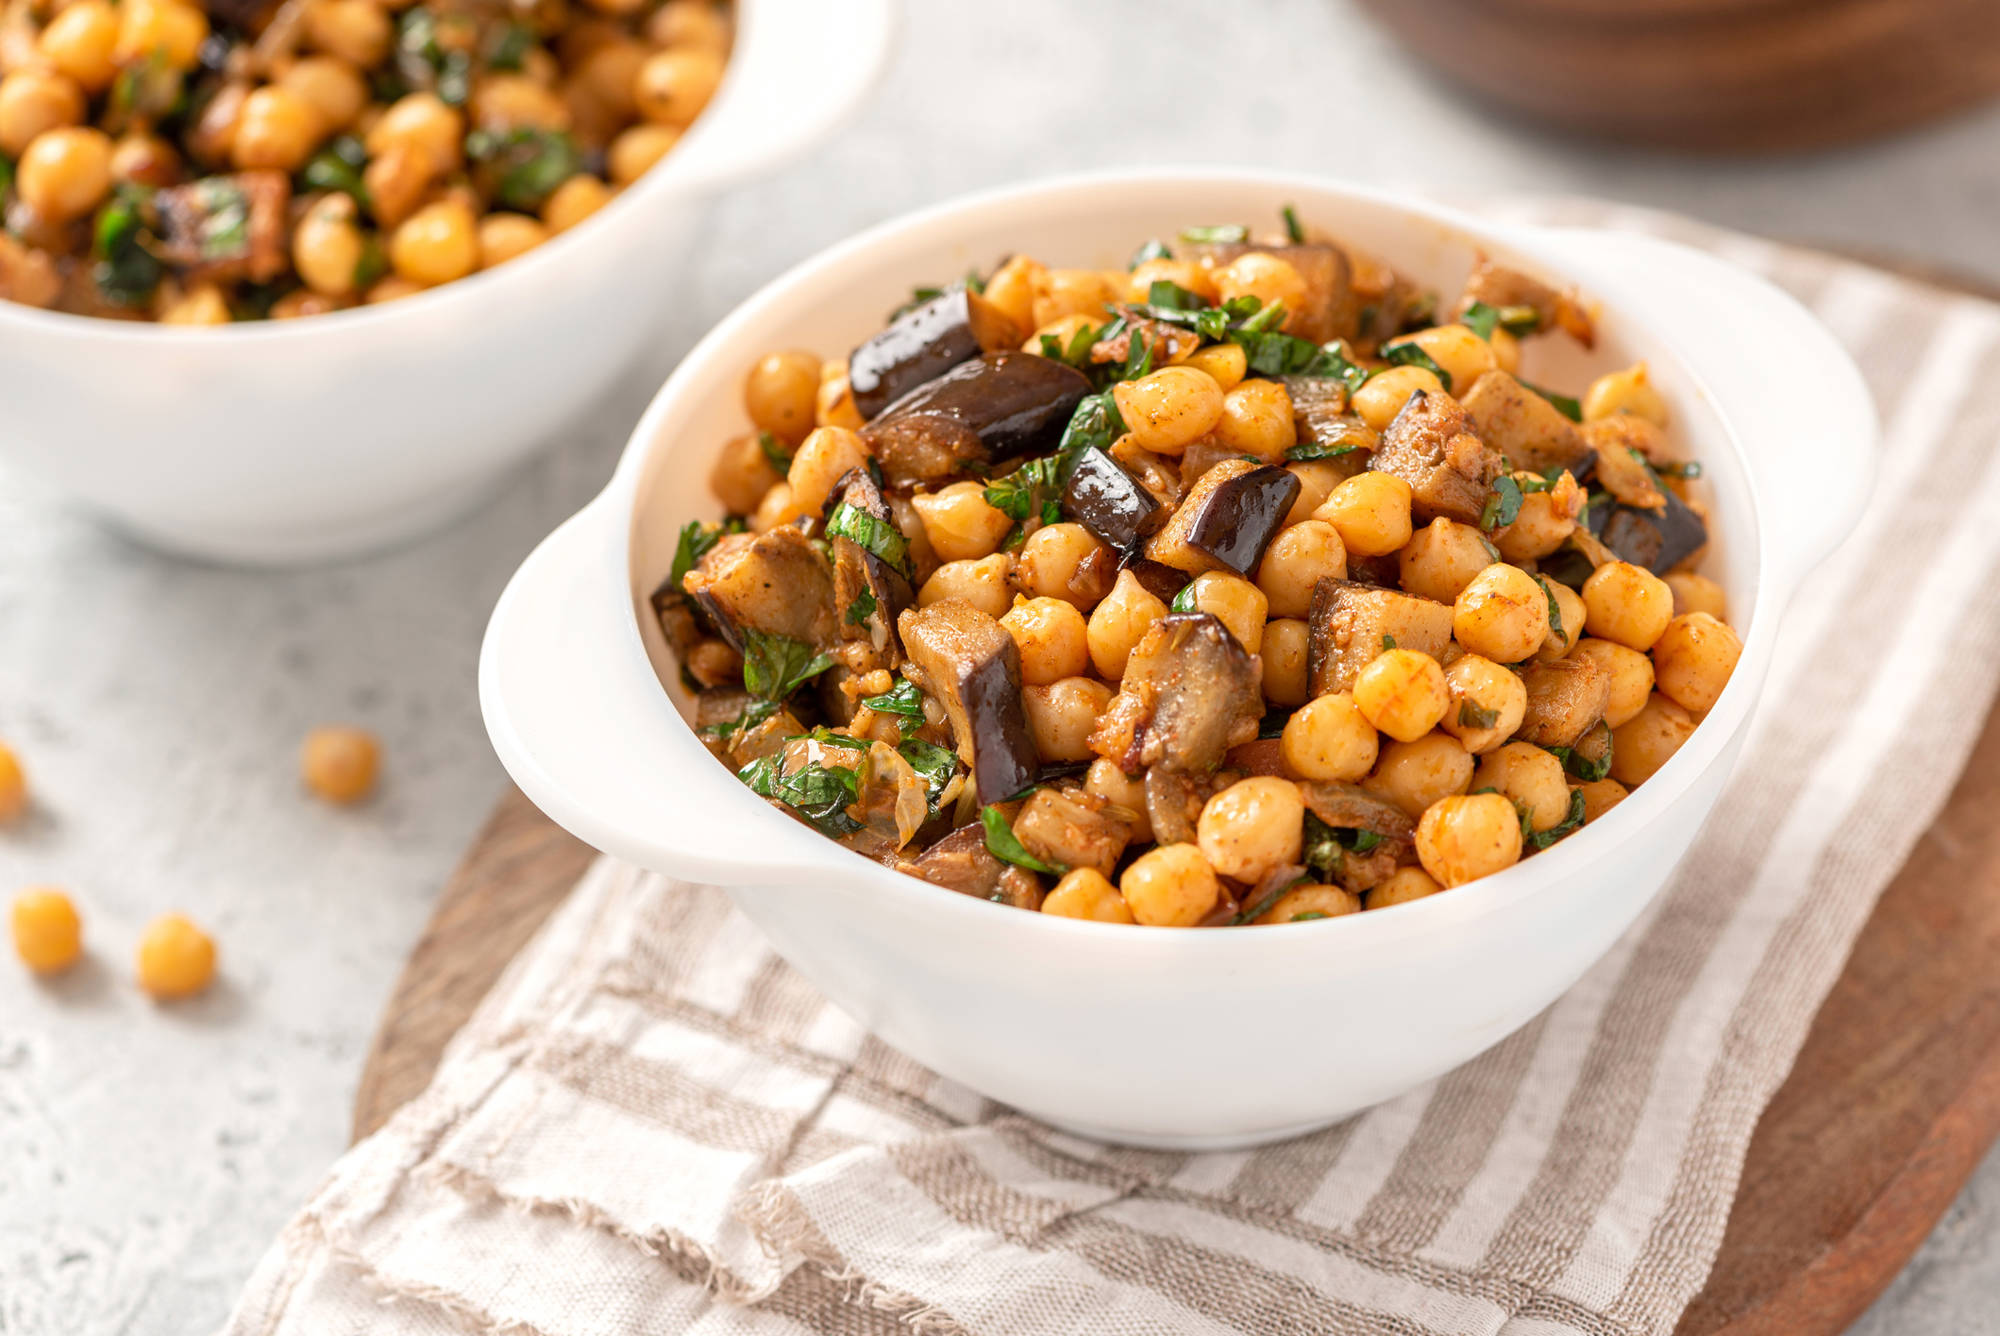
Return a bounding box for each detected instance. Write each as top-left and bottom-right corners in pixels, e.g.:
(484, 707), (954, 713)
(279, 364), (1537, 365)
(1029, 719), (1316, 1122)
(351, 262), (2000, 1336)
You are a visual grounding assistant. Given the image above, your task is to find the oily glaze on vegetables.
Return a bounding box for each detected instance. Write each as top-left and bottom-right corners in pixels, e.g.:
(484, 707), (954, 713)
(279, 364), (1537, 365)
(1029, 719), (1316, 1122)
(653, 209), (1740, 927)
(0, 0), (729, 321)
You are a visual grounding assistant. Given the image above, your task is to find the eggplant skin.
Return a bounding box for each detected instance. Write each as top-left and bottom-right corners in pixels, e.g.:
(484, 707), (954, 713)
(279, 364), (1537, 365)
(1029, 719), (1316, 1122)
(850, 288), (1022, 421)
(862, 351), (1092, 488)
(1183, 464), (1301, 575)
(897, 600), (1040, 803)
(1062, 446), (1164, 553)
(1584, 484), (1708, 574)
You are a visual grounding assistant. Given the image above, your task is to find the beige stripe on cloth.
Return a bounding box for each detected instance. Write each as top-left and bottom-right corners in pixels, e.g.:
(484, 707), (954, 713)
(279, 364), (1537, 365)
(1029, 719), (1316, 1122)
(224, 205), (2000, 1336)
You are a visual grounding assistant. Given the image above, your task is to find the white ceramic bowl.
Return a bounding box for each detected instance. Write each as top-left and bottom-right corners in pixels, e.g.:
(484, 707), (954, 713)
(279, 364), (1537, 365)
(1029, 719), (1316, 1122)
(481, 171), (1876, 1149)
(0, 0), (892, 565)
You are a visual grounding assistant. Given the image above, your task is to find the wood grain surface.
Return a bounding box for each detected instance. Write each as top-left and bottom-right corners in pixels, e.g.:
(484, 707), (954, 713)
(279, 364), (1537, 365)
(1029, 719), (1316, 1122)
(1353, 0), (2000, 153)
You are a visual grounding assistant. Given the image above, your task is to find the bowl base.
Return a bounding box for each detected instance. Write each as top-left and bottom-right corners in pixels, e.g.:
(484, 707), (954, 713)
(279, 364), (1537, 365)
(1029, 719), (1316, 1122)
(1028, 1110), (1347, 1152)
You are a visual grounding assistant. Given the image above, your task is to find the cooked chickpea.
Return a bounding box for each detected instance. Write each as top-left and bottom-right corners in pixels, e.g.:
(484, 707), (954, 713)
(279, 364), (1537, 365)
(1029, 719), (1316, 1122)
(1610, 693), (1698, 785)
(1354, 648), (1450, 742)
(919, 555), (1012, 619)
(477, 211), (548, 269)
(1024, 677), (1115, 763)
(11, 888), (81, 974)
(16, 125), (113, 222)
(109, 131), (179, 187)
(1042, 868), (1135, 924)
(708, 431), (782, 516)
(1120, 842), (1222, 927)
(1255, 519), (1345, 619)
(912, 481), (1012, 562)
(608, 122), (681, 184)
(1031, 267), (1120, 327)
(634, 46), (724, 126)
(293, 195), (367, 296)
(39, 1), (119, 95)
(1314, 472), (1412, 557)
(390, 198), (478, 286)
(1366, 866), (1443, 911)
(1086, 568), (1168, 679)
(136, 912), (216, 1001)
(1280, 692), (1378, 782)
(1388, 324), (1496, 393)
(0, 741), (24, 823)
(1453, 562), (1551, 663)
(1198, 776), (1305, 884)
(1489, 327), (1522, 374)
(279, 56), (369, 134)
(1179, 571), (1267, 653)
(1255, 883), (1361, 924)
(364, 275), (424, 305)
(742, 350), (821, 445)
(750, 479), (809, 533)
(1416, 792), (1523, 887)
(1665, 571), (1728, 622)
(1284, 459), (1348, 527)
(1112, 366), (1225, 455)
(685, 638), (740, 688)
(115, 0), (209, 70)
(302, 725), (380, 803)
(1439, 653), (1526, 753)
(1016, 522), (1112, 610)
(1214, 252), (1308, 330)
(573, 39), (646, 120)
(786, 425), (870, 518)
(815, 364), (864, 432)
(0, 71), (85, 158)
(1001, 598), (1091, 685)
(1085, 757), (1151, 843)
(1181, 341), (1246, 391)
(1571, 637), (1654, 728)
(1212, 377), (1296, 460)
(542, 173), (613, 233)
(1581, 561), (1674, 651)
(980, 253), (1045, 330)
(1650, 612), (1741, 713)
(366, 93), (462, 175)
(1399, 518), (1496, 604)
(1261, 617), (1311, 707)
(1368, 732), (1474, 819)
(1583, 362), (1669, 426)
(470, 73), (570, 134)
(1472, 742), (1570, 832)
(233, 85), (322, 171)
(1535, 577), (1586, 660)
(1023, 312), (1096, 355)
(1127, 256), (1216, 305)
(1574, 777), (1628, 822)
(649, 0), (732, 51)
(1351, 365), (1443, 432)
(158, 283), (231, 324)
(1494, 490), (1578, 562)
(304, 0), (389, 67)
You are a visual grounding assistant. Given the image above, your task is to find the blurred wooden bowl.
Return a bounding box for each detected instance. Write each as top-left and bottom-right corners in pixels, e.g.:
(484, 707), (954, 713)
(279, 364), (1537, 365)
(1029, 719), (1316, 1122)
(1354, 0), (2000, 153)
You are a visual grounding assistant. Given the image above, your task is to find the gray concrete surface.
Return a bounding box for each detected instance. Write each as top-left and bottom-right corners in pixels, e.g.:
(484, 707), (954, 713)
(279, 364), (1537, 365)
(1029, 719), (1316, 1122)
(2, 2), (1996, 1332)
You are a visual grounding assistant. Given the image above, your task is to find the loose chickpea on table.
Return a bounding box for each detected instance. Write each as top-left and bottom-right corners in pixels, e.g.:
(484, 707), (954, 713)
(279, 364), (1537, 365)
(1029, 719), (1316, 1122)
(653, 210), (1739, 925)
(0, 0), (731, 321)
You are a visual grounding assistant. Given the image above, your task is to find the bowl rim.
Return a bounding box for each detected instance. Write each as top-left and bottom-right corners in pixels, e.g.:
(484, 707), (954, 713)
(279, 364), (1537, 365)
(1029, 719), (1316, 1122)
(0, 0), (771, 345)
(582, 166), (1775, 947)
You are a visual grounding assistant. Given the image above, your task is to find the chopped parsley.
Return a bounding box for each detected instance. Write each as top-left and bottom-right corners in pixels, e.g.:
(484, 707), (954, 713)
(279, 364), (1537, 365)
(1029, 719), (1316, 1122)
(668, 519), (726, 590)
(1038, 320), (1099, 367)
(861, 677), (927, 735)
(1537, 574), (1565, 644)
(1233, 875), (1308, 925)
(92, 186), (162, 306)
(738, 746), (863, 838)
(1171, 582), (1200, 613)
(1281, 203), (1305, 244)
(1179, 223), (1248, 244)
(1653, 460), (1703, 480)
(395, 7), (472, 105)
(302, 136), (370, 205)
(1302, 814), (1381, 882)
(845, 589), (878, 625)
(984, 455), (1064, 534)
(700, 698), (779, 742)
(1128, 238), (1172, 268)
(757, 430), (792, 473)
(1290, 911), (1330, 921)
(1479, 475), (1525, 531)
(981, 805), (1064, 875)
(466, 127), (582, 210)
(1460, 300), (1541, 340)
(825, 501), (911, 576)
(1052, 389), (1126, 482)
(1381, 340), (1453, 392)
(898, 737), (959, 815)
(1527, 788), (1587, 850)
(1548, 727), (1614, 783)
(1381, 635), (1397, 651)
(1458, 701), (1500, 730)
(1525, 381), (1584, 422)
(740, 629), (834, 701)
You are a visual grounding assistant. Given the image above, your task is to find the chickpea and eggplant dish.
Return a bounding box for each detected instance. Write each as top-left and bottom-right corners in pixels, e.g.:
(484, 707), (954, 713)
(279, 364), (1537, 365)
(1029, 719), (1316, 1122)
(655, 211), (1738, 927)
(0, 0), (729, 320)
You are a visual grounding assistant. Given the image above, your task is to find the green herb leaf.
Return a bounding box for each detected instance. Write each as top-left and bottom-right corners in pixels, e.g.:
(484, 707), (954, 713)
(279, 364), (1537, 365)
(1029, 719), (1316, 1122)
(466, 127), (582, 210)
(0, 154), (12, 198)
(1528, 788), (1587, 850)
(1171, 582), (1199, 614)
(1281, 203), (1304, 244)
(1479, 475), (1525, 531)
(91, 185), (162, 306)
(1129, 238), (1172, 268)
(1233, 875), (1309, 925)
(1458, 700), (1499, 730)
(738, 747), (863, 838)
(861, 677), (927, 735)
(1179, 223), (1248, 244)
(1381, 340), (1453, 393)
(1290, 910), (1330, 921)
(1548, 728), (1614, 783)
(668, 519), (724, 591)
(700, 698), (779, 741)
(302, 135), (371, 205)
(899, 737), (959, 815)
(1654, 460), (1703, 480)
(983, 455), (1064, 530)
(486, 21), (534, 69)
(845, 588), (878, 626)
(981, 805), (1063, 875)
(1053, 391), (1126, 482)
(1525, 381), (1584, 422)
(825, 501), (911, 576)
(1381, 635), (1397, 651)
(1460, 301), (1500, 341)
(1284, 439), (1360, 462)
(740, 629), (834, 701)
(353, 232), (387, 291)
(1537, 575), (1565, 644)
(1347, 830), (1382, 854)
(757, 430), (792, 473)
(1302, 813), (1343, 881)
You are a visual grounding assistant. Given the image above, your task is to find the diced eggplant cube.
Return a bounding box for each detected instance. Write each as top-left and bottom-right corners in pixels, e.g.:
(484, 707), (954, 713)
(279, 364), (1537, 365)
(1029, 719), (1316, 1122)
(1186, 241), (1357, 344)
(1459, 370), (1588, 474)
(1585, 485), (1709, 574)
(1061, 445), (1165, 553)
(898, 600), (1039, 803)
(862, 351), (1092, 488)
(850, 286), (1021, 421)
(1012, 787), (1131, 878)
(1306, 578), (1454, 696)
(682, 525), (836, 652)
(1517, 657), (1611, 748)
(1089, 612), (1262, 775)
(1370, 389), (1505, 525)
(1145, 458), (1299, 577)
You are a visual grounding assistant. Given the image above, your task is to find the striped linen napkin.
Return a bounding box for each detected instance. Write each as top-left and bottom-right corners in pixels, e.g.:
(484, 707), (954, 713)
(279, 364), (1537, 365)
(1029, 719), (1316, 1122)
(226, 203), (2000, 1336)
